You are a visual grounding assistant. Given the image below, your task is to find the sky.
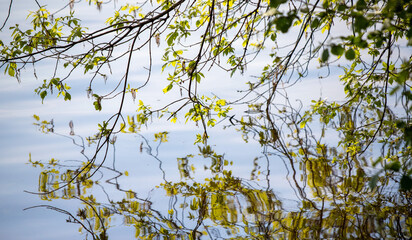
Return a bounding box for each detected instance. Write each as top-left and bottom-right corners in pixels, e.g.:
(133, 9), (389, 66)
(0, 0), (351, 239)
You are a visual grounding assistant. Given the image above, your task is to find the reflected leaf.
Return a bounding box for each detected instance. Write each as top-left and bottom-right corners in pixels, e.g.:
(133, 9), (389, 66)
(400, 175), (412, 191)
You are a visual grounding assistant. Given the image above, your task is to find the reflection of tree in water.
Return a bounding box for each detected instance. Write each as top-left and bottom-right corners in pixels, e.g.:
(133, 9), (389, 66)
(26, 118), (411, 239)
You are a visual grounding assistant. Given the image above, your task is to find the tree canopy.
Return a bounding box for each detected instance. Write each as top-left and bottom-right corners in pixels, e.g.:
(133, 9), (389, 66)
(1, 0), (412, 239)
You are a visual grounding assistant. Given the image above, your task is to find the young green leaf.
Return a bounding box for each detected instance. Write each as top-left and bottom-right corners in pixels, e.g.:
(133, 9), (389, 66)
(400, 175), (412, 191)
(345, 48), (356, 60)
(321, 49), (329, 62)
(331, 44), (345, 56)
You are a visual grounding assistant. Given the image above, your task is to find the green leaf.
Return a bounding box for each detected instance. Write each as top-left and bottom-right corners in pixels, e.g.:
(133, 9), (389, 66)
(310, 18), (320, 29)
(338, 3), (348, 11)
(163, 83), (173, 93)
(167, 32), (178, 46)
(8, 65), (15, 77)
(50, 78), (59, 86)
(275, 16), (293, 33)
(345, 48), (356, 60)
(64, 92), (71, 101)
(321, 49), (329, 62)
(94, 100), (102, 111)
(40, 91), (47, 101)
(356, 0), (367, 11)
(354, 15), (369, 32)
(385, 161), (401, 172)
(400, 175), (412, 191)
(404, 125), (412, 146)
(331, 44), (345, 56)
(353, 36), (369, 49)
(270, 0), (287, 8)
(369, 173), (380, 189)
